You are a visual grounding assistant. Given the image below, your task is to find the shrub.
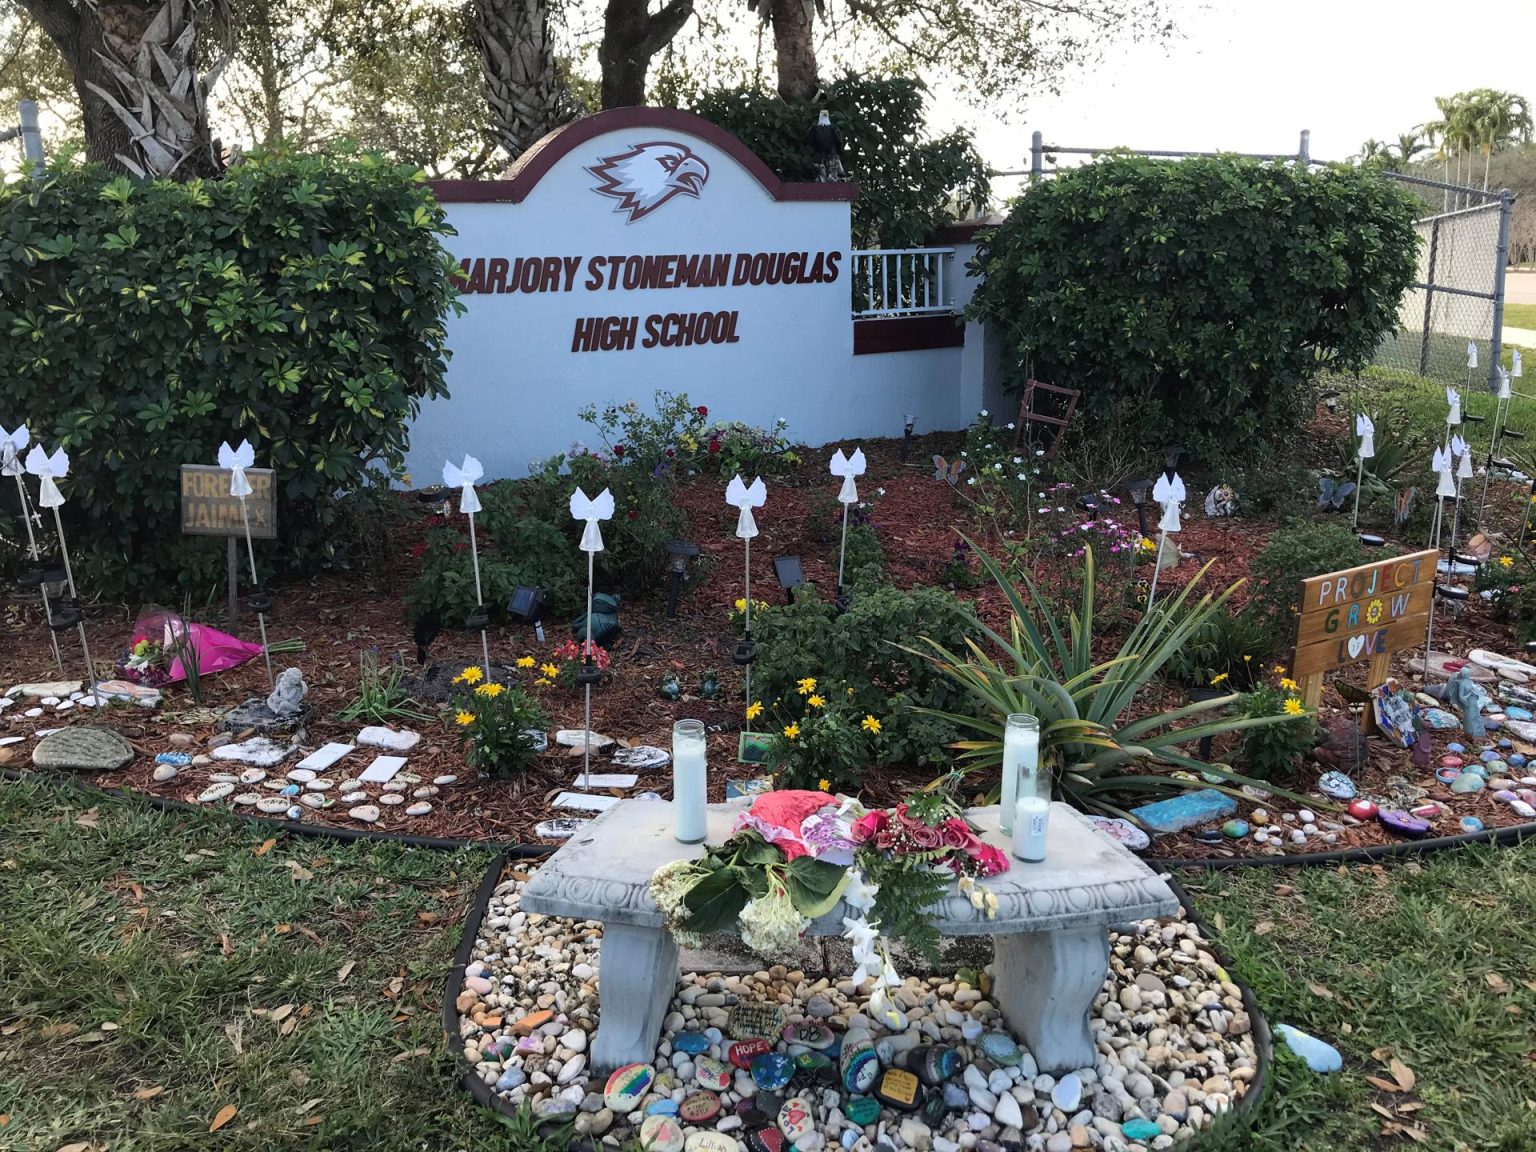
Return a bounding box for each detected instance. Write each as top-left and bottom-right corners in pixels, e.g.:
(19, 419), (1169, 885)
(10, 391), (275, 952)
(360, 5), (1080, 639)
(1247, 523), (1369, 651)
(745, 582), (980, 771)
(449, 669), (548, 776)
(690, 74), (990, 250)
(969, 156), (1421, 461)
(0, 150), (461, 599)
(1162, 608), (1273, 691)
(761, 702), (874, 792)
(1238, 679), (1318, 783)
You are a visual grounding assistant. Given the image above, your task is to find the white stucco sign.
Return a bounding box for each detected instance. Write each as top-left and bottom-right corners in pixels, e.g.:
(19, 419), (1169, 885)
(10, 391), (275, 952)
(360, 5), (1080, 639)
(406, 108), (856, 481)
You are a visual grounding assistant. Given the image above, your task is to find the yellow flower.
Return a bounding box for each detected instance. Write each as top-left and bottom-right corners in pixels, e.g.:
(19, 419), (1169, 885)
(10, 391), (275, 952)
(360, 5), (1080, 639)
(516, 656), (535, 668)
(735, 598), (747, 612)
(796, 677), (817, 696)
(1139, 537), (1155, 551)
(453, 665), (484, 685)
(475, 682), (505, 698)
(846, 687), (854, 697)
(783, 723), (800, 740)
(454, 710), (474, 726)
(1283, 697), (1304, 716)
(817, 778), (831, 792)
(1272, 664), (1286, 676)
(680, 432), (699, 451)
(1243, 655), (1252, 663)
(540, 663), (560, 679)
(1210, 672), (1229, 686)
(861, 715), (882, 734)
(807, 694), (825, 709)
(1280, 677), (1299, 691)
(534, 677), (554, 687)
(745, 701), (763, 720)
(1365, 598), (1384, 625)
(1500, 555), (1515, 568)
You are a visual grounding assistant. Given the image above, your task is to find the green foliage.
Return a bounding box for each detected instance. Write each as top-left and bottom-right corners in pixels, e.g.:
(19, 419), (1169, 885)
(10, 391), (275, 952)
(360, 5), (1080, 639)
(451, 680), (548, 776)
(1238, 683), (1318, 783)
(0, 150), (461, 599)
(911, 541), (1314, 819)
(691, 74), (990, 249)
(336, 651), (431, 724)
(857, 847), (950, 962)
(1335, 406), (1424, 503)
(1247, 523), (1368, 651)
(1162, 608), (1273, 691)
(746, 582), (982, 772)
(763, 704), (877, 791)
(970, 156), (1421, 460)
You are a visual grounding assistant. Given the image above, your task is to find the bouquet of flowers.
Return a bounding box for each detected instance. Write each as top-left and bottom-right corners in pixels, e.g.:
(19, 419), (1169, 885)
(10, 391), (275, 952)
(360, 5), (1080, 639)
(551, 638), (610, 687)
(650, 789), (1006, 1014)
(118, 633), (171, 686)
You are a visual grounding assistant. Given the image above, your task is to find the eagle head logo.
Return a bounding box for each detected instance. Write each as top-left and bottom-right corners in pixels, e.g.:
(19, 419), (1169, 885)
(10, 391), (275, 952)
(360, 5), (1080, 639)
(587, 141), (710, 223)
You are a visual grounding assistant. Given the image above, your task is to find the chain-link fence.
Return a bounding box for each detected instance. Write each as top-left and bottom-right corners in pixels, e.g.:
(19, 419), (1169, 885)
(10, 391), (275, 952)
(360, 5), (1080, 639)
(999, 133), (1515, 394)
(1371, 173), (1513, 390)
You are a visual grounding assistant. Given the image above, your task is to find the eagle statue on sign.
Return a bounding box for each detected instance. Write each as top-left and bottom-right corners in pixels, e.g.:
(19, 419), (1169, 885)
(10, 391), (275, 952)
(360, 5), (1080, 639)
(807, 110), (845, 182)
(588, 141), (710, 223)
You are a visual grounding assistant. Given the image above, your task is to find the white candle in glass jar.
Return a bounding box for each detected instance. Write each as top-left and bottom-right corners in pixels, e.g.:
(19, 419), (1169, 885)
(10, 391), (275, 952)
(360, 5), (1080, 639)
(1013, 795), (1050, 862)
(1000, 713), (1040, 835)
(673, 719), (708, 843)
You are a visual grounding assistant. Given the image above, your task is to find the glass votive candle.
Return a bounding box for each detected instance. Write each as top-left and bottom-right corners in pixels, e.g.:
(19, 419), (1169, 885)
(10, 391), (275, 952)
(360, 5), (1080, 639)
(999, 713), (1040, 835)
(672, 718), (708, 843)
(1012, 767), (1050, 862)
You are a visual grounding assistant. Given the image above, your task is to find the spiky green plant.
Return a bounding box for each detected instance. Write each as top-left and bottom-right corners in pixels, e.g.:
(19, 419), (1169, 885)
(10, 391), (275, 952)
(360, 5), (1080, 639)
(907, 539), (1315, 822)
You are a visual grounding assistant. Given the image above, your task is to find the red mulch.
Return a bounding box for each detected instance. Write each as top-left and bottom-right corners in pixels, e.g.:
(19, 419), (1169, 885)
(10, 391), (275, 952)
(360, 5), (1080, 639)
(4, 417), (1535, 858)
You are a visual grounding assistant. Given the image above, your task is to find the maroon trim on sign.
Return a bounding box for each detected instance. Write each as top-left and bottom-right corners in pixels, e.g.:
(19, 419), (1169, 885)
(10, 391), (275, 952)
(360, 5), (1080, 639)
(429, 108), (859, 205)
(853, 314), (965, 356)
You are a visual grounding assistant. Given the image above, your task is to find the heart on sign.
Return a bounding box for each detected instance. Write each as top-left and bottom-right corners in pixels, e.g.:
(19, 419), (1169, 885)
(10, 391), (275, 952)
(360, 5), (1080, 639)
(1347, 634), (1366, 660)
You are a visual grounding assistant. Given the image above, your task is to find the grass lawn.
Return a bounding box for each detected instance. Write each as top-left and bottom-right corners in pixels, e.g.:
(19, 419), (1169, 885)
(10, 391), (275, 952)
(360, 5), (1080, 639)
(1502, 302), (1536, 331)
(4, 778), (1536, 1151)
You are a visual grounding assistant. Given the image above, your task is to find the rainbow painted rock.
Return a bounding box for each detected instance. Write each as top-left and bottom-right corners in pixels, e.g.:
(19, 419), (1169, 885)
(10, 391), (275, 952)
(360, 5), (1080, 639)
(603, 1063), (655, 1112)
(640, 1115), (685, 1152)
(839, 1032), (879, 1094)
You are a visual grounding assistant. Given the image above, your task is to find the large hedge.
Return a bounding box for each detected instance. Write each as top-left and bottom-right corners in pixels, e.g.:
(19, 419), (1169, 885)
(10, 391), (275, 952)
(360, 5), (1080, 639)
(0, 150), (460, 598)
(968, 156), (1421, 462)
(691, 75), (990, 250)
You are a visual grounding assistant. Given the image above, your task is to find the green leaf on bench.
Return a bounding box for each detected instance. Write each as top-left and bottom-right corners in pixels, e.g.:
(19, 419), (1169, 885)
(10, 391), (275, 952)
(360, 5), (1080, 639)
(786, 857), (852, 919)
(683, 868), (750, 932)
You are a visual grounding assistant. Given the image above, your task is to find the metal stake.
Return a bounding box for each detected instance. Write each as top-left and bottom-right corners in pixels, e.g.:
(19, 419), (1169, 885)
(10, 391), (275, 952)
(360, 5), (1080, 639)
(237, 496), (274, 689)
(47, 504), (96, 702)
(1145, 530), (1167, 614)
(837, 500), (849, 591)
(1351, 455), (1365, 531)
(743, 533), (753, 730)
(466, 510), (490, 681)
(581, 547), (594, 787)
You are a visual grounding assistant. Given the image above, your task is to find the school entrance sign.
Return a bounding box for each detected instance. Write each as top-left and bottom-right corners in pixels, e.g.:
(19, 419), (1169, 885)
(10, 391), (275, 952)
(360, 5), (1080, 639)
(412, 108), (857, 481)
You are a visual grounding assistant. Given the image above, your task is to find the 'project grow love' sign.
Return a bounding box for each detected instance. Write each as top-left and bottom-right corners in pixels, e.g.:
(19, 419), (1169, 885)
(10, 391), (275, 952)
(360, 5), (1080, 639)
(1291, 548), (1436, 696)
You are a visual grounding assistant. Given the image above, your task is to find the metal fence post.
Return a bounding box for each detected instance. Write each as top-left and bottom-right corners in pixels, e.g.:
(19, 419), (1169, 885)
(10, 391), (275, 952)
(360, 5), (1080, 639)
(1030, 131), (1043, 184)
(18, 100), (43, 178)
(1489, 188), (1514, 394)
(1419, 217), (1440, 377)
(1298, 128), (1311, 165)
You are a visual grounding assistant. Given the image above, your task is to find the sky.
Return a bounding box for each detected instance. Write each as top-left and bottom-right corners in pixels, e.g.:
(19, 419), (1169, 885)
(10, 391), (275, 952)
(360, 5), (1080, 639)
(951, 0), (1536, 199)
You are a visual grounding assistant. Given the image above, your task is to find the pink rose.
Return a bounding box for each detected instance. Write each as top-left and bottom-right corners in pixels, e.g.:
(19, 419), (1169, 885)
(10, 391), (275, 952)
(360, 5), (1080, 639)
(904, 822), (943, 850)
(940, 817), (979, 851)
(971, 843), (1009, 876)
(850, 811), (887, 844)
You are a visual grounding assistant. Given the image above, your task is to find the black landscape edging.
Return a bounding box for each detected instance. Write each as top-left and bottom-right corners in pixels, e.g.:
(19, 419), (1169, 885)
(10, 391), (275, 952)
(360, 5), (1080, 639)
(444, 855), (1275, 1144)
(0, 765), (543, 853)
(1162, 816), (1536, 870)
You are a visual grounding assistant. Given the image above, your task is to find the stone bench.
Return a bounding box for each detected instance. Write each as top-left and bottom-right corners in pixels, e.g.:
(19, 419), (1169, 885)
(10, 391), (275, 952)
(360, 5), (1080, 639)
(520, 798), (1177, 1075)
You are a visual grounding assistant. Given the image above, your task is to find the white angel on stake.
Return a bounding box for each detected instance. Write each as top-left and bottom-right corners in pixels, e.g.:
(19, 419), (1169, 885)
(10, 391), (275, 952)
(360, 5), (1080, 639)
(829, 447), (866, 588)
(24, 442), (96, 697)
(220, 439), (273, 686)
(1446, 387), (1462, 427)
(569, 486), (614, 779)
(442, 454), (492, 678)
(726, 474), (768, 722)
(1350, 413), (1375, 528)
(1145, 471), (1184, 612)
(2, 424), (62, 672)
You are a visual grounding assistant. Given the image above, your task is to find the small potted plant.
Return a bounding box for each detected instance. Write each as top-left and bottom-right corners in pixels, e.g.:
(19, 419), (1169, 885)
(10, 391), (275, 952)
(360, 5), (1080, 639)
(450, 667), (549, 775)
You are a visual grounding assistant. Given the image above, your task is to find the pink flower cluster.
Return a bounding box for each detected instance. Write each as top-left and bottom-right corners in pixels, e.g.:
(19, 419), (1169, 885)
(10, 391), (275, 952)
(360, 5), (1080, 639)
(851, 804), (1008, 877)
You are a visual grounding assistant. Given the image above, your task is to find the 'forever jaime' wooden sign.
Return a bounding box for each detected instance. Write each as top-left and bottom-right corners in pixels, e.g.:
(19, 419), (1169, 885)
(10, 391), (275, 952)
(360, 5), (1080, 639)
(1292, 548), (1437, 704)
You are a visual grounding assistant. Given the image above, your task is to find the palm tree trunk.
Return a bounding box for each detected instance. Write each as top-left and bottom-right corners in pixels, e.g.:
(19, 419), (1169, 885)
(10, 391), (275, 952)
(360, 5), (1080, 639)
(769, 0), (817, 103)
(474, 0), (578, 159)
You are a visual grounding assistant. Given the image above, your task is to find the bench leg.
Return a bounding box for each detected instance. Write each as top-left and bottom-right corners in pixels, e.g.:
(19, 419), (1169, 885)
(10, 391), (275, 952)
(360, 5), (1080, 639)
(991, 926), (1109, 1075)
(591, 922), (680, 1074)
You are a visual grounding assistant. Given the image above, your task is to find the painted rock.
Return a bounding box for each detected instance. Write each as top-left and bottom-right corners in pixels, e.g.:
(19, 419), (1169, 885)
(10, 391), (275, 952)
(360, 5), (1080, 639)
(794, 1050), (833, 1075)
(1420, 707), (1459, 730)
(839, 1032), (879, 1094)
(1436, 766), (1462, 784)
(684, 1132), (739, 1152)
(640, 1115), (686, 1152)
(1193, 829), (1223, 843)
(678, 1090), (722, 1123)
(1500, 738), (1515, 750)
(232, 791), (260, 806)
(1510, 754), (1528, 768)
(1506, 706), (1534, 721)
(1051, 1072), (1083, 1112)
(782, 1020), (836, 1051)
(1220, 819), (1249, 839)
(256, 796), (289, 814)
(1274, 1024), (1342, 1072)
(750, 1053), (794, 1092)
(155, 751), (192, 766)
(694, 1056), (731, 1091)
(1488, 760), (1509, 775)
(911, 1046), (961, 1087)
(1513, 800), (1536, 818)
(978, 1031), (1020, 1065)
(1122, 1118), (1162, 1141)
(674, 1031), (710, 1055)
(1482, 748), (1501, 763)
(1410, 803), (1444, 819)
(744, 1127), (785, 1152)
(920, 1088), (948, 1126)
(729, 1038), (772, 1068)
(874, 1067), (920, 1110)
(1439, 754), (1465, 768)
(646, 1098), (679, 1117)
(1460, 816), (1486, 832)
(196, 782), (234, 803)
(777, 1096), (815, 1142)
(1317, 771), (1356, 800)
(1085, 813), (1150, 850)
(871, 999), (908, 1031)
(1450, 772), (1487, 794)
(844, 1095), (880, 1125)
(728, 1003), (784, 1041)
(603, 1063), (655, 1112)
(1379, 810), (1432, 838)
(1346, 799), (1379, 820)
(1446, 741), (1467, 753)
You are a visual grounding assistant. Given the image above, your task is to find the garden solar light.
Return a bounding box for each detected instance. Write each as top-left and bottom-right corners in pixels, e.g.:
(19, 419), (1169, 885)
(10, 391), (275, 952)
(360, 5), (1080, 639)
(774, 554), (805, 603)
(663, 539), (699, 619)
(901, 414), (916, 462)
(508, 585), (547, 642)
(1125, 478), (1154, 538)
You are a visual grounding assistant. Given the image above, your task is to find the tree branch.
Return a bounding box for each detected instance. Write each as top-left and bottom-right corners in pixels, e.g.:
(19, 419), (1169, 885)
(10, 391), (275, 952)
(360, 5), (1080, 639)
(15, 0), (80, 68)
(636, 0), (693, 59)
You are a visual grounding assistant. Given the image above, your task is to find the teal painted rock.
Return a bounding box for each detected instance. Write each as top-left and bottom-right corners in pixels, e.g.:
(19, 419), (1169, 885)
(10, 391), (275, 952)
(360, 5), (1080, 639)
(1275, 1024), (1342, 1072)
(1450, 771), (1487, 794)
(1122, 1119), (1161, 1141)
(1130, 789), (1236, 833)
(1220, 819), (1250, 839)
(844, 1095), (880, 1125)
(978, 1031), (1020, 1065)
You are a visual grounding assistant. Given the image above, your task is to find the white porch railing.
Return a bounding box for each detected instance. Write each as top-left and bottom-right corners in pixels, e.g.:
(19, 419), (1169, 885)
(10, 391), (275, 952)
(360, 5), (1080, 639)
(851, 247), (955, 318)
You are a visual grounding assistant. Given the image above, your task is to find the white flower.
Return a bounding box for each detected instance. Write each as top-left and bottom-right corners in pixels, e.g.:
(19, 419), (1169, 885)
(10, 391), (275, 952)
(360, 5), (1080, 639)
(960, 451), (967, 458)
(1036, 449), (1045, 457)
(1007, 422), (1016, 430)
(1017, 474), (1027, 481)
(1012, 456), (1022, 465)
(843, 871), (880, 913)
(967, 477), (977, 486)
(979, 409), (989, 417)
(983, 891), (999, 919)
(739, 881), (810, 957)
(877, 487), (886, 497)
(843, 916), (879, 952)
(993, 463), (1002, 471)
